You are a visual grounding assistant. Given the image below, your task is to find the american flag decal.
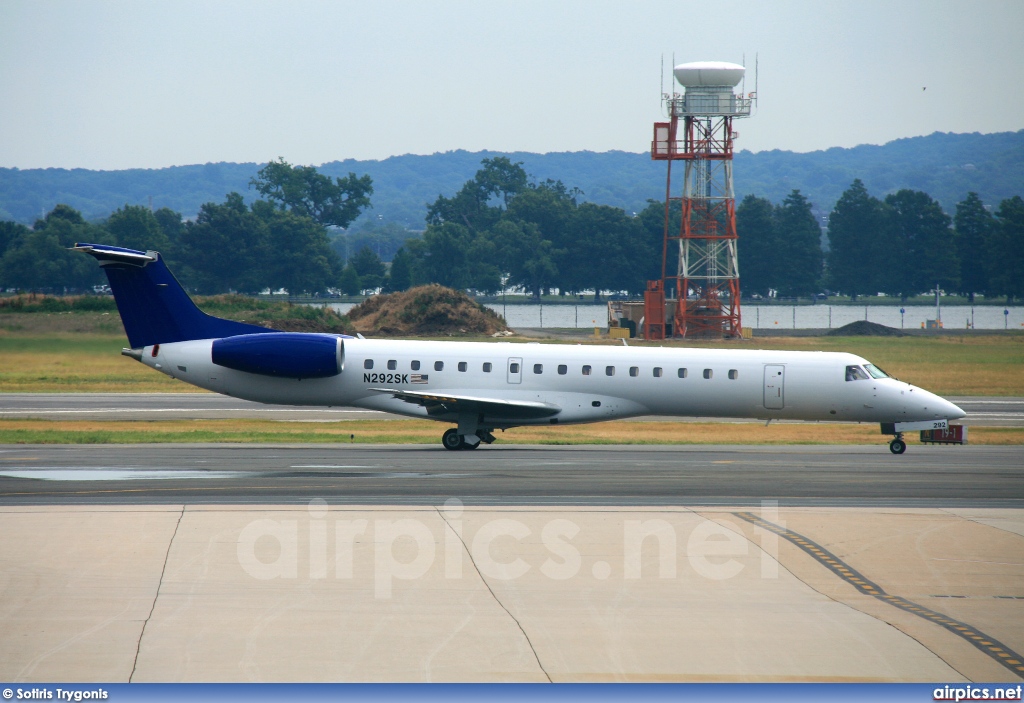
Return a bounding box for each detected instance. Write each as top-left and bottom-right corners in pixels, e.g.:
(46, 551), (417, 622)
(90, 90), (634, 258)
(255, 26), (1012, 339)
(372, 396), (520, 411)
(411, 374), (429, 384)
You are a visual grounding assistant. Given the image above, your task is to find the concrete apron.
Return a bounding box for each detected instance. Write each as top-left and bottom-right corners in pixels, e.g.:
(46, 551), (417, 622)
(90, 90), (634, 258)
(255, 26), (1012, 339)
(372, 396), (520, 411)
(0, 505), (1021, 683)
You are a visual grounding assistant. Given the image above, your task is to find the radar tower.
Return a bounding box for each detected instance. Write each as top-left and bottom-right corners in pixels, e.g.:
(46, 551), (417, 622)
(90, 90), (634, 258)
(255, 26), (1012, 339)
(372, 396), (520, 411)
(645, 61), (754, 339)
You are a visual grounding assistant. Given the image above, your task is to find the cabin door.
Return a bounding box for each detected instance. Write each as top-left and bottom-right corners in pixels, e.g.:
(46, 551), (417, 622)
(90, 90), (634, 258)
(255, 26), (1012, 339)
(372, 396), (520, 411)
(507, 357), (523, 384)
(763, 365), (785, 409)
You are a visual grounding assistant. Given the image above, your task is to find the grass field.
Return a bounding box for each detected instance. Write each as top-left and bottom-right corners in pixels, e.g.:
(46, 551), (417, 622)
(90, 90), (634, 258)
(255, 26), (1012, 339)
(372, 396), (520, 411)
(1, 326), (1022, 395)
(0, 418), (1020, 446)
(0, 333), (189, 392)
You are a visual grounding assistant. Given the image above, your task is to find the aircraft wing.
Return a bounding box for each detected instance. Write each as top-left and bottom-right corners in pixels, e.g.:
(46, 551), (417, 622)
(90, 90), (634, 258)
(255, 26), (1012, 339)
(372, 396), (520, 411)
(369, 388), (561, 420)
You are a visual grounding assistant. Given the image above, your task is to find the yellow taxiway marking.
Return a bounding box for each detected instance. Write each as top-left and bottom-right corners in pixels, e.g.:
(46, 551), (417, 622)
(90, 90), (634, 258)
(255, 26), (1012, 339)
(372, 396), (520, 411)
(735, 511), (1024, 680)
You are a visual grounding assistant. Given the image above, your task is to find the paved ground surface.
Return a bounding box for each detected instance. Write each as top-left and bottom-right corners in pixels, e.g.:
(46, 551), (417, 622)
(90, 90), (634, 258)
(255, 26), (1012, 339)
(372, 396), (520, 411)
(0, 444), (1021, 507)
(1, 393), (1020, 426)
(1, 442), (1021, 683)
(0, 503), (1021, 682)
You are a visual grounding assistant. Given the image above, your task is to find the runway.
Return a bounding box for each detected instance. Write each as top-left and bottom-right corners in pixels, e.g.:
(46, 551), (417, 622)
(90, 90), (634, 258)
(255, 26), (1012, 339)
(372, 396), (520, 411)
(1, 392), (1022, 424)
(1, 443), (1021, 506)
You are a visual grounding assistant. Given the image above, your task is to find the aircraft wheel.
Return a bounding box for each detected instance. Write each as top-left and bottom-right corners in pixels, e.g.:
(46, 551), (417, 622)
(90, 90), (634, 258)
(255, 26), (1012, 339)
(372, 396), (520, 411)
(889, 438), (907, 455)
(442, 428), (463, 451)
(461, 437), (480, 450)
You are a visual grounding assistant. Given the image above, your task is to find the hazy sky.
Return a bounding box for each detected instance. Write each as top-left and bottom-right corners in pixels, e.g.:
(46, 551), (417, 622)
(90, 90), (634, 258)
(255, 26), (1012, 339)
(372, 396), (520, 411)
(2, 0), (1022, 170)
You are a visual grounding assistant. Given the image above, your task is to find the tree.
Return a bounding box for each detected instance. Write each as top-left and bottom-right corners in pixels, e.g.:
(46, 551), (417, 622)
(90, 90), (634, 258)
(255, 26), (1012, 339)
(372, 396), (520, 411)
(490, 219), (557, 300)
(386, 247), (413, 292)
(349, 246), (387, 292)
(33, 204), (85, 229)
(884, 189), (958, 300)
(827, 180), (890, 300)
(426, 157), (527, 231)
(0, 205), (101, 291)
(105, 204), (170, 252)
(411, 221), (500, 292)
(505, 179), (579, 243)
(153, 208), (185, 249)
(413, 222), (476, 289)
(251, 157), (373, 228)
(953, 192), (995, 301)
(254, 201), (339, 295)
(176, 193), (267, 293)
(0, 221), (29, 261)
(989, 196), (1024, 303)
(339, 265), (361, 296)
(773, 190), (823, 297)
(736, 195), (777, 296)
(558, 204), (638, 300)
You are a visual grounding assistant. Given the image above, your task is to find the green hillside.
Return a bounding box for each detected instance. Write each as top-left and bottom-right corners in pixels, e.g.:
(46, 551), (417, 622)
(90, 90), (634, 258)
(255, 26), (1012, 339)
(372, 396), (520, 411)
(1, 130), (1021, 226)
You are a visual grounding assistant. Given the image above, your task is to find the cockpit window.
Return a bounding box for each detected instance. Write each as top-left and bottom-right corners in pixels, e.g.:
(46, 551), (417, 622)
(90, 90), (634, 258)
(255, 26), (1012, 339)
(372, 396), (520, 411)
(864, 363), (889, 379)
(845, 365), (869, 381)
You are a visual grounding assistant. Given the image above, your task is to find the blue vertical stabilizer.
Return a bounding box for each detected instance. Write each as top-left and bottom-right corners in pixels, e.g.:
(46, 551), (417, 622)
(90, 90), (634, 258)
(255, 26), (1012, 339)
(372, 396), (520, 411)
(75, 243), (277, 349)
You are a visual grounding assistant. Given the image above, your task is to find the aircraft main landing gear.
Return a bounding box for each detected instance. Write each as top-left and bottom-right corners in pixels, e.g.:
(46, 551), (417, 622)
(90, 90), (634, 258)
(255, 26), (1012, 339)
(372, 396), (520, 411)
(889, 433), (907, 455)
(441, 427), (495, 451)
(442, 428), (463, 451)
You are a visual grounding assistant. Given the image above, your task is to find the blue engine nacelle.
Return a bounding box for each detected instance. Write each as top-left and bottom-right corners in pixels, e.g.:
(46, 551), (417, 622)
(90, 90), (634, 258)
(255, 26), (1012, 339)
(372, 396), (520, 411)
(211, 333), (343, 379)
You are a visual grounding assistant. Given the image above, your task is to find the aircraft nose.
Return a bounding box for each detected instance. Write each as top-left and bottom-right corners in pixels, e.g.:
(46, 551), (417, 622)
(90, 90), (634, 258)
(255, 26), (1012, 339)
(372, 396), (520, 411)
(945, 399), (967, 420)
(912, 386), (966, 420)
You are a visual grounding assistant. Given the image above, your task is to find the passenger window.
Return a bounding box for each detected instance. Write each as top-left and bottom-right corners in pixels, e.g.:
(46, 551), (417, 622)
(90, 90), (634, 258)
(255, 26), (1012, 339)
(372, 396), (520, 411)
(364, 359), (373, 370)
(606, 366), (615, 376)
(728, 369), (738, 380)
(653, 367), (663, 378)
(703, 369), (713, 379)
(558, 364), (567, 375)
(483, 362), (492, 372)
(845, 365), (869, 381)
(510, 362), (520, 373)
(411, 360), (420, 371)
(458, 362), (467, 372)
(678, 368), (688, 378)
(534, 364), (543, 374)
(629, 367), (639, 377)
(387, 360), (397, 371)
(434, 361), (444, 371)
(582, 365), (592, 376)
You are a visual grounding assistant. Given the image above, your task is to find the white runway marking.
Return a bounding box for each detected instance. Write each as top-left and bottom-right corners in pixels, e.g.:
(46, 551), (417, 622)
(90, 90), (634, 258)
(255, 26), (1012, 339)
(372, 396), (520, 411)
(0, 408), (383, 414)
(290, 465), (377, 469)
(0, 468), (243, 481)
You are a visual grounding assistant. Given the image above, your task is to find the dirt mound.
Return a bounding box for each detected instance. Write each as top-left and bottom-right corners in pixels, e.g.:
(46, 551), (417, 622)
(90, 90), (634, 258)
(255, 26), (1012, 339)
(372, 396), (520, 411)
(827, 320), (904, 337)
(347, 285), (510, 336)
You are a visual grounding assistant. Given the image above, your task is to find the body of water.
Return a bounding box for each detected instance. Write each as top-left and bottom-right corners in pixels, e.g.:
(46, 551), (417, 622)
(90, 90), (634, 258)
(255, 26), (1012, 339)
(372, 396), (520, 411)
(746, 304), (1023, 331)
(319, 302), (1024, 330)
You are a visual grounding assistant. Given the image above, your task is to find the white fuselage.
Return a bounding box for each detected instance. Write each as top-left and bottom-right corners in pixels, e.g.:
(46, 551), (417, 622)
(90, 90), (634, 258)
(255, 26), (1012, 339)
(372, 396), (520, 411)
(140, 338), (965, 428)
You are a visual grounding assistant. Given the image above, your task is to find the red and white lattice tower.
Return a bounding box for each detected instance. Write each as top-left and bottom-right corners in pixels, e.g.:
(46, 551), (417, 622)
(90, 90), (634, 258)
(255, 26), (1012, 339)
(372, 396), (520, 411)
(645, 61), (753, 339)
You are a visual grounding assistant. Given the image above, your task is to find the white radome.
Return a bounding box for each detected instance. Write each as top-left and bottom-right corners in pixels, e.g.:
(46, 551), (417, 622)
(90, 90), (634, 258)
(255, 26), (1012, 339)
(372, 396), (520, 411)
(674, 61), (745, 88)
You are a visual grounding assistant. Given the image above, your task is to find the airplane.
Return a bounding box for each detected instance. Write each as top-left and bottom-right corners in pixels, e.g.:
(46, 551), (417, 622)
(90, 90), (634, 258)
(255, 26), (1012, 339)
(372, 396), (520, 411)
(75, 242), (966, 455)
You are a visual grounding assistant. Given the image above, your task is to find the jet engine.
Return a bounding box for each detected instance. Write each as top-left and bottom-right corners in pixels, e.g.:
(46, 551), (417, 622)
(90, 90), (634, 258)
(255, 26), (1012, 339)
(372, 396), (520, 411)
(211, 333), (343, 379)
